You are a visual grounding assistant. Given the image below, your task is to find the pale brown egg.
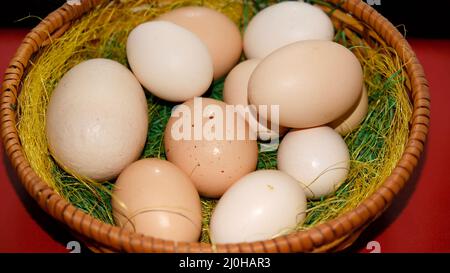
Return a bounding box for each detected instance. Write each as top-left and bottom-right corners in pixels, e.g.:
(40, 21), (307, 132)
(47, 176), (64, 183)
(164, 97), (258, 198)
(223, 59), (261, 106)
(112, 158), (202, 242)
(159, 6), (242, 80)
(248, 40), (363, 129)
(223, 59), (288, 141)
(330, 85), (368, 135)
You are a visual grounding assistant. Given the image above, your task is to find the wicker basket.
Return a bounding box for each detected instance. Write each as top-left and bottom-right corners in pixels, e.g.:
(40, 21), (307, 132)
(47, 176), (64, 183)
(0, 0), (430, 253)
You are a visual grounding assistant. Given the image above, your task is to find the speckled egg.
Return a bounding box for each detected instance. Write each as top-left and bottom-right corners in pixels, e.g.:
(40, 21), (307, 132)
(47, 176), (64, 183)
(46, 58), (148, 182)
(164, 97), (258, 198)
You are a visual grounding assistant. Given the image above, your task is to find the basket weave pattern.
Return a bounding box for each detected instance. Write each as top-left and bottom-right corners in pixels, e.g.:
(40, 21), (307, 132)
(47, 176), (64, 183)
(0, 0), (430, 252)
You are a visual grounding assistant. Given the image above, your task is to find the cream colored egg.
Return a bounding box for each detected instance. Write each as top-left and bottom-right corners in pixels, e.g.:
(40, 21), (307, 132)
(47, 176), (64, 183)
(112, 159), (202, 242)
(223, 59), (288, 141)
(164, 97), (258, 198)
(159, 6), (242, 80)
(210, 170), (307, 244)
(277, 126), (350, 199)
(248, 40), (363, 129)
(46, 58), (148, 182)
(243, 1), (334, 59)
(330, 85), (369, 135)
(223, 59), (261, 106)
(127, 21), (213, 102)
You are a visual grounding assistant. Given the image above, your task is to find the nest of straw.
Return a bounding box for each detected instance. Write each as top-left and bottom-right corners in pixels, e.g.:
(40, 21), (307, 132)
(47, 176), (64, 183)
(16, 0), (412, 243)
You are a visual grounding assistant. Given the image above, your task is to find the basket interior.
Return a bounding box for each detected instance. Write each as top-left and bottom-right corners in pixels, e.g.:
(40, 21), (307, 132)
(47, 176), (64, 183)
(15, 0), (412, 246)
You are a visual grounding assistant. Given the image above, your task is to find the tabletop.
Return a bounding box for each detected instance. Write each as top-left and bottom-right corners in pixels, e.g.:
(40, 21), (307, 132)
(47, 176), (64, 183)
(1, 28), (449, 253)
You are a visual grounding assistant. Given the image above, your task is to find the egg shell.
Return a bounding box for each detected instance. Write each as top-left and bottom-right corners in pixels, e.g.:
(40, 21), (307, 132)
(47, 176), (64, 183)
(210, 170), (307, 244)
(277, 126), (350, 199)
(223, 59), (288, 141)
(330, 85), (369, 135)
(164, 97), (258, 198)
(112, 158), (202, 242)
(127, 21), (213, 102)
(248, 40), (363, 129)
(159, 6), (242, 80)
(243, 1), (334, 59)
(223, 59), (261, 106)
(46, 58), (148, 181)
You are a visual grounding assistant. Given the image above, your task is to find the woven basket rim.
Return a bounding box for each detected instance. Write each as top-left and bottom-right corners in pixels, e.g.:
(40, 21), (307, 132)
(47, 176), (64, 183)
(0, 0), (430, 253)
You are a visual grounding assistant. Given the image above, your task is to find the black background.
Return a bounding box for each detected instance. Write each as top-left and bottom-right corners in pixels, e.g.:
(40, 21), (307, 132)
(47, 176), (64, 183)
(0, 0), (449, 38)
(0, 253), (446, 272)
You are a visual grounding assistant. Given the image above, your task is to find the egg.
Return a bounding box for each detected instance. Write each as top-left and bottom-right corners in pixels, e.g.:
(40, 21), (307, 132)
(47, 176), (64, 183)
(243, 1), (334, 59)
(46, 58), (148, 181)
(223, 59), (260, 106)
(210, 170), (307, 244)
(112, 158), (202, 242)
(277, 126), (350, 199)
(164, 97), (258, 198)
(330, 85), (369, 135)
(159, 6), (242, 80)
(127, 21), (213, 102)
(223, 59), (288, 141)
(248, 40), (363, 129)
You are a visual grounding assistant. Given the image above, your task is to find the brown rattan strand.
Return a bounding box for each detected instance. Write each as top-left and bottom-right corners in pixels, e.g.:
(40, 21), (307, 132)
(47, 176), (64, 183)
(0, 0), (430, 253)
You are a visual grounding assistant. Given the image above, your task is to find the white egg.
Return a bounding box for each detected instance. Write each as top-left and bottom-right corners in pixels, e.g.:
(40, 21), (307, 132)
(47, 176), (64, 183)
(46, 58), (148, 182)
(277, 126), (350, 199)
(127, 21), (213, 102)
(210, 170), (307, 244)
(243, 1), (334, 59)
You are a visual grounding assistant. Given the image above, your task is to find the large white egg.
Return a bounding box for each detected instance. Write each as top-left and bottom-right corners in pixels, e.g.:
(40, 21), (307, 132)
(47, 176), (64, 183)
(210, 170), (307, 244)
(127, 21), (213, 102)
(243, 1), (334, 59)
(277, 126), (350, 199)
(46, 58), (148, 181)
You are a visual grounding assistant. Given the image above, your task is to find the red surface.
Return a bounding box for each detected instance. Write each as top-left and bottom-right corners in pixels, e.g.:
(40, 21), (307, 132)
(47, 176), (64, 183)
(0, 29), (71, 253)
(1, 29), (449, 253)
(352, 39), (450, 253)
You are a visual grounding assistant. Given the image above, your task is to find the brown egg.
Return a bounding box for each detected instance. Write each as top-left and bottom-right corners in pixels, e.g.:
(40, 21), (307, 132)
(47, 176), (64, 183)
(112, 158), (202, 242)
(164, 97), (258, 198)
(248, 40), (363, 129)
(223, 59), (288, 141)
(159, 6), (242, 80)
(330, 85), (368, 135)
